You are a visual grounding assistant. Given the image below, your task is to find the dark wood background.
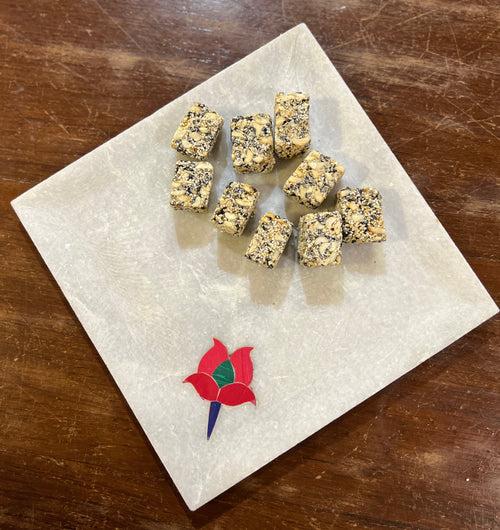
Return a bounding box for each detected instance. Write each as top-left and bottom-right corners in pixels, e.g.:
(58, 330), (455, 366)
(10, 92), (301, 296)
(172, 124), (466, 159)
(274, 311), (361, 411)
(1, 0), (498, 528)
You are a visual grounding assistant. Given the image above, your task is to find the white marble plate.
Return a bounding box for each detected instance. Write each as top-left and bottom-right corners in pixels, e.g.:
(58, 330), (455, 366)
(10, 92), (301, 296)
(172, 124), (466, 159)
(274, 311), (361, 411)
(12, 24), (497, 510)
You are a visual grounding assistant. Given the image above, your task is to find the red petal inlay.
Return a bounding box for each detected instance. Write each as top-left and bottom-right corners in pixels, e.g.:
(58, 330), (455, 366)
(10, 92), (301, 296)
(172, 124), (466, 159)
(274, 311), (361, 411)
(230, 347), (254, 385)
(184, 373), (219, 401)
(218, 382), (256, 406)
(197, 338), (229, 375)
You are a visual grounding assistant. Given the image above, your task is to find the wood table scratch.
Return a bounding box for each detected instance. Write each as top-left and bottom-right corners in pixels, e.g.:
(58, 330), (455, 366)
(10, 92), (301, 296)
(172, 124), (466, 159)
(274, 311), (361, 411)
(0, 0), (498, 529)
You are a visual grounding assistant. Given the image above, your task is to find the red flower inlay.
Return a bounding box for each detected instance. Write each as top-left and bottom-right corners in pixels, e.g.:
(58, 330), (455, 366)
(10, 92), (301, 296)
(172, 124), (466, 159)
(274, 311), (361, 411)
(183, 338), (256, 438)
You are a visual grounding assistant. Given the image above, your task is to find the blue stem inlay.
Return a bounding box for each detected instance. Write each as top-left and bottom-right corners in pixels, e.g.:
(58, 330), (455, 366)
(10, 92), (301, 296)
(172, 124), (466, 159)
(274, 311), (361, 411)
(207, 401), (222, 440)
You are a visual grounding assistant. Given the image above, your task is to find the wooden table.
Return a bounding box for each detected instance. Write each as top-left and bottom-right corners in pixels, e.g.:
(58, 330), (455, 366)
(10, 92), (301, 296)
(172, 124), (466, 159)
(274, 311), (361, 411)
(1, 1), (498, 528)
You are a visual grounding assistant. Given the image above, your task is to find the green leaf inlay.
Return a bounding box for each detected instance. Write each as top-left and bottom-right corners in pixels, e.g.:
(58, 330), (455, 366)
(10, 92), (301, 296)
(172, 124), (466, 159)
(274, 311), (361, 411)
(212, 360), (234, 388)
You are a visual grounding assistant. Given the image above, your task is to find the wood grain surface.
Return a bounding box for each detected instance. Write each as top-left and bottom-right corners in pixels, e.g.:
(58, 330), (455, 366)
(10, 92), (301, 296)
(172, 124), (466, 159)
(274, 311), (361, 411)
(1, 1), (499, 528)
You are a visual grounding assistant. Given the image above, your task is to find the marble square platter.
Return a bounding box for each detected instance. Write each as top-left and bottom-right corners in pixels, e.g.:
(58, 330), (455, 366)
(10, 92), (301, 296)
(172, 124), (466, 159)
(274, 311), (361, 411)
(12, 24), (498, 510)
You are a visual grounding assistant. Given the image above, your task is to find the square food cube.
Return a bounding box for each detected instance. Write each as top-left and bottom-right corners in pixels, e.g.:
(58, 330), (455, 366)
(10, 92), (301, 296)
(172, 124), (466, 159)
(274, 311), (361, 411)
(169, 160), (214, 212)
(283, 150), (344, 208)
(245, 212), (293, 268)
(211, 181), (259, 236)
(231, 114), (275, 173)
(170, 102), (223, 160)
(298, 211), (343, 267)
(274, 92), (310, 158)
(336, 187), (387, 243)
